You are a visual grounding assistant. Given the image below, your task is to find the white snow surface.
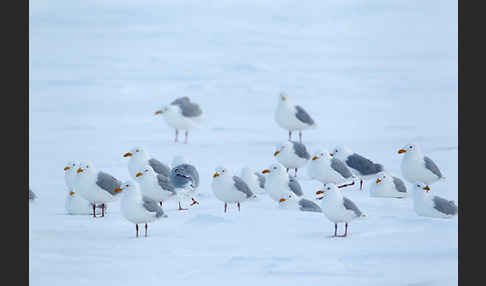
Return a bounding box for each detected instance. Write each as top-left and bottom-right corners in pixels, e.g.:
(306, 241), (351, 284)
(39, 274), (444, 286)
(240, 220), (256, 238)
(29, 0), (457, 285)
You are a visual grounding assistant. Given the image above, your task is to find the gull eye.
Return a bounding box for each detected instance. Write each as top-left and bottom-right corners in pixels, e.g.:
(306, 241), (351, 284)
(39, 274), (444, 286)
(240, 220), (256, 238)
(136, 149), (139, 152)
(409, 146), (413, 149)
(327, 187), (330, 190)
(273, 167), (277, 170)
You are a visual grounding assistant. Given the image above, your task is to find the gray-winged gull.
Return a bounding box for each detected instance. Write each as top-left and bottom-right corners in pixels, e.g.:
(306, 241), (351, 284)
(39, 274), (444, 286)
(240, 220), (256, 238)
(123, 146), (171, 180)
(170, 156), (200, 210)
(115, 181), (167, 237)
(412, 183), (457, 218)
(315, 183), (366, 237)
(154, 96), (203, 143)
(261, 163), (304, 206)
(274, 141), (311, 177)
(398, 143), (445, 188)
(330, 145), (384, 190)
(274, 92), (317, 143)
(211, 166), (256, 212)
(307, 149), (356, 188)
(134, 165), (177, 207)
(369, 171), (408, 198)
(74, 161), (123, 217)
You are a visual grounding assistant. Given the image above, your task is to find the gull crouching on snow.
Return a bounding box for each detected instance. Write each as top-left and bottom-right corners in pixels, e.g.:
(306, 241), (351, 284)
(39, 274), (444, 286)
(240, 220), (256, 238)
(211, 166), (256, 213)
(115, 181), (167, 238)
(398, 143), (445, 189)
(274, 92), (317, 143)
(369, 171), (408, 198)
(154, 97), (203, 143)
(316, 183), (366, 237)
(412, 183), (457, 219)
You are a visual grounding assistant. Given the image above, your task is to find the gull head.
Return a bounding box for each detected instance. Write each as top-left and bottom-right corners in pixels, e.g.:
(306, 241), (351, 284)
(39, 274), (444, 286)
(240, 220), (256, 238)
(135, 165), (154, 181)
(64, 161), (78, 172)
(316, 183), (339, 200)
(114, 180), (135, 193)
(398, 143), (420, 155)
(213, 166), (230, 179)
(375, 171), (392, 185)
(123, 146), (147, 159)
(330, 145), (352, 160)
(262, 163), (285, 176)
(76, 161), (95, 176)
(274, 141), (291, 156)
(414, 182), (430, 193)
(278, 92), (288, 102)
(312, 149), (330, 161)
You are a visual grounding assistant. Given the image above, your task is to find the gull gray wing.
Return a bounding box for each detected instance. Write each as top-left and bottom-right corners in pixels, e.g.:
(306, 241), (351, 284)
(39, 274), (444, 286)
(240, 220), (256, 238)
(142, 196), (167, 218)
(156, 174), (176, 194)
(291, 141), (311, 160)
(330, 158), (353, 178)
(232, 176), (255, 198)
(432, 196), (457, 216)
(345, 153), (384, 176)
(148, 158), (171, 178)
(392, 176), (407, 193)
(424, 156), (443, 178)
(170, 163), (199, 189)
(171, 97), (202, 117)
(298, 198), (322, 213)
(294, 105), (315, 125)
(343, 197), (362, 217)
(288, 177), (304, 197)
(254, 172), (265, 188)
(96, 171), (122, 195)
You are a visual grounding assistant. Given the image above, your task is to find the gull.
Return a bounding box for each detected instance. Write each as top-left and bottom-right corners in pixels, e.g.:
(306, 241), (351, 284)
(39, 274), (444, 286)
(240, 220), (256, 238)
(134, 165), (177, 207)
(412, 183), (457, 219)
(123, 146), (170, 180)
(74, 161), (123, 217)
(274, 92), (317, 143)
(115, 181), (168, 238)
(154, 97), (203, 143)
(239, 166), (266, 195)
(64, 160), (79, 192)
(261, 163), (304, 205)
(211, 166), (256, 212)
(398, 143), (445, 188)
(170, 156), (200, 210)
(330, 145), (384, 190)
(307, 149), (356, 188)
(369, 171), (408, 198)
(315, 183), (366, 237)
(274, 141), (311, 177)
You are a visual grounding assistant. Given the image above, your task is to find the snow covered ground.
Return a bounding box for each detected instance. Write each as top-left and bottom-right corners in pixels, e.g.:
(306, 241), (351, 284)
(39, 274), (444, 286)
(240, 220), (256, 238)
(29, 0), (457, 285)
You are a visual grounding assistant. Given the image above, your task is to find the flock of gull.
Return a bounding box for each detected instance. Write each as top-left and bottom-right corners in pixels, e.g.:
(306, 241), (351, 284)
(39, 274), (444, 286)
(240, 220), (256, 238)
(30, 94), (458, 238)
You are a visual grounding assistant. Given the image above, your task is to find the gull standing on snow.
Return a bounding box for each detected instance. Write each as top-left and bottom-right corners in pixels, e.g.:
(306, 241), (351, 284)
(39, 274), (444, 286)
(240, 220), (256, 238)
(239, 167), (266, 195)
(274, 92), (317, 143)
(74, 162), (123, 217)
(274, 141), (311, 177)
(330, 145), (384, 190)
(307, 149), (356, 188)
(170, 156), (200, 210)
(412, 183), (457, 218)
(369, 172), (408, 198)
(211, 166), (256, 212)
(315, 183), (366, 237)
(398, 143), (445, 188)
(64, 160), (101, 214)
(261, 163), (304, 206)
(135, 165), (177, 207)
(154, 97), (203, 143)
(123, 146), (171, 180)
(115, 181), (168, 238)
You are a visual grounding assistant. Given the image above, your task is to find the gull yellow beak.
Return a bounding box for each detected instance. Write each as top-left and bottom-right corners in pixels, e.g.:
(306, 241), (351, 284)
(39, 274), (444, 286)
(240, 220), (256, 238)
(123, 152), (132, 157)
(316, 190), (324, 195)
(64, 166), (70, 171)
(398, 149), (406, 154)
(213, 173), (220, 178)
(423, 185), (430, 191)
(274, 151), (280, 156)
(154, 110), (162, 115)
(279, 198), (286, 203)
(281, 95), (287, 101)
(262, 169), (270, 174)
(376, 178), (382, 184)
(69, 191), (75, 196)
(113, 187), (123, 193)
(312, 156), (318, 161)
(136, 172), (143, 178)
(77, 168), (84, 173)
